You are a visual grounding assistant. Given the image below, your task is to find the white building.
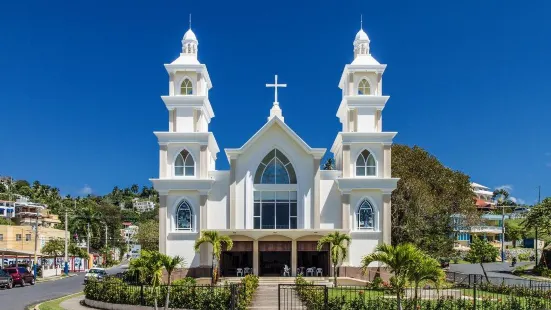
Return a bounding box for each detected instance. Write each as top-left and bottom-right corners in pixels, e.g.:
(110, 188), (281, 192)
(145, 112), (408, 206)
(132, 198), (155, 213)
(151, 25), (398, 277)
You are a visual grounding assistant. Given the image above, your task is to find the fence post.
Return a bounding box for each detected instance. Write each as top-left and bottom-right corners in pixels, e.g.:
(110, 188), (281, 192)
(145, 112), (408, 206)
(140, 284), (144, 306)
(530, 279), (532, 289)
(473, 282), (477, 309)
(324, 286), (328, 310)
(230, 283), (236, 310)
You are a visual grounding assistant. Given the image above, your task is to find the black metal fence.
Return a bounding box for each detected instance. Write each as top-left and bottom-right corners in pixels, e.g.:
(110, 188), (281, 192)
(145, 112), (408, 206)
(85, 281), (245, 310)
(279, 283), (551, 310)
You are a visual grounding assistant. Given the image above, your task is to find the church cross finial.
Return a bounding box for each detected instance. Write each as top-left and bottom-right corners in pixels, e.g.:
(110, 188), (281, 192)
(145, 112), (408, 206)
(266, 74), (287, 105)
(360, 14), (363, 29)
(189, 14), (192, 29)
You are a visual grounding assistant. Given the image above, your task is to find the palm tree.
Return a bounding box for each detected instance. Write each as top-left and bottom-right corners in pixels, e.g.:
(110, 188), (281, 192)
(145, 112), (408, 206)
(361, 243), (420, 310)
(161, 255), (185, 310)
(130, 184), (139, 195)
(129, 250), (164, 310)
(194, 231), (233, 284)
(408, 254), (444, 307)
(317, 231), (351, 287)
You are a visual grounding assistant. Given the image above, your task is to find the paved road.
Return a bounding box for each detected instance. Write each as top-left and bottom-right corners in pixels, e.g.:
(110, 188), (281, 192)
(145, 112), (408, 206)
(0, 264), (127, 310)
(449, 262), (551, 287)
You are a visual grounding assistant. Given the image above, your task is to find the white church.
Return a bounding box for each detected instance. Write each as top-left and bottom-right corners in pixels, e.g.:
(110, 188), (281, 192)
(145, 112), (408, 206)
(151, 23), (398, 277)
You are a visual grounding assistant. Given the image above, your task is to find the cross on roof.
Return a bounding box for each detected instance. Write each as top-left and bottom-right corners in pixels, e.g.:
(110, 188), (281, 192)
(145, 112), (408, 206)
(266, 74), (287, 104)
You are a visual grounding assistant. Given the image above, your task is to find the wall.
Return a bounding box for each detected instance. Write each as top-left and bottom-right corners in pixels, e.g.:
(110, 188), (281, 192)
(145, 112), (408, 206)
(166, 193), (201, 267)
(234, 124), (315, 229)
(207, 172), (229, 229)
(319, 172), (341, 229)
(0, 225), (65, 254)
(348, 235), (380, 267)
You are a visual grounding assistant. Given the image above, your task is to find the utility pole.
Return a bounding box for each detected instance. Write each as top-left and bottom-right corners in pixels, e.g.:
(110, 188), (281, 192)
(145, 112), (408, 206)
(535, 186), (541, 266)
(105, 224), (108, 248)
(501, 202), (505, 262)
(32, 206), (39, 280)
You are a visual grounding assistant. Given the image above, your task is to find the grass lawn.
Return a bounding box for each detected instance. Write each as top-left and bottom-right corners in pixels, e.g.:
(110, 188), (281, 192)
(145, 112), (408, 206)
(32, 292), (83, 310)
(328, 287), (386, 301)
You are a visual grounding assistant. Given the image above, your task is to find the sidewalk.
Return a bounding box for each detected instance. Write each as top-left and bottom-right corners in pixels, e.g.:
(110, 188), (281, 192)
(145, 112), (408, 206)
(59, 295), (88, 310)
(36, 273), (79, 283)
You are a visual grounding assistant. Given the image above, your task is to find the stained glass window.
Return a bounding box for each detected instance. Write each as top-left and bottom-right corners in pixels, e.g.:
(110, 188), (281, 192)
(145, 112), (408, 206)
(357, 199), (375, 230)
(254, 149), (296, 184)
(176, 200), (193, 230)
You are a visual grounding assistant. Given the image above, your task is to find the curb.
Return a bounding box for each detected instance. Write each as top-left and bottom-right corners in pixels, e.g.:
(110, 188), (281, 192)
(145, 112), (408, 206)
(32, 291), (84, 310)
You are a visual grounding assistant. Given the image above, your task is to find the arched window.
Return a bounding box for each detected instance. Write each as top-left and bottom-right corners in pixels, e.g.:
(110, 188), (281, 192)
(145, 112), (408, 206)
(175, 149), (194, 176)
(357, 199), (375, 230)
(254, 149), (297, 184)
(356, 150), (376, 176)
(358, 79), (371, 95)
(180, 78), (193, 95)
(176, 200), (193, 231)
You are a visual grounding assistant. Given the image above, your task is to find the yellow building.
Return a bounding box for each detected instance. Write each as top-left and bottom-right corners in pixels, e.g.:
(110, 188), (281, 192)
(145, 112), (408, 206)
(0, 225), (66, 255)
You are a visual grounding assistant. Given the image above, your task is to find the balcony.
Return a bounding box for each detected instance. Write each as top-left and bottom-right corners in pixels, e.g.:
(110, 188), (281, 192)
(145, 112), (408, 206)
(470, 226), (502, 234)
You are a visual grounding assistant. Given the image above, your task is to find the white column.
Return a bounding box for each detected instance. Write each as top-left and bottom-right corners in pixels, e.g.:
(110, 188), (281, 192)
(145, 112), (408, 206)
(200, 146), (208, 179)
(313, 158), (321, 229)
(383, 145), (391, 178)
(229, 159), (237, 229)
(342, 145), (351, 177)
(253, 240), (259, 275)
(291, 240), (297, 276)
(159, 145), (167, 178)
(159, 195), (167, 254)
(382, 194), (392, 244)
(342, 193), (350, 230)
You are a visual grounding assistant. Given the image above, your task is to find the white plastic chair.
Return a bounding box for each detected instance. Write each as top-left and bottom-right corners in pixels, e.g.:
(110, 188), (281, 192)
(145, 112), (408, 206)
(306, 268), (314, 277)
(316, 268), (323, 277)
(236, 268), (243, 277)
(244, 267), (251, 275)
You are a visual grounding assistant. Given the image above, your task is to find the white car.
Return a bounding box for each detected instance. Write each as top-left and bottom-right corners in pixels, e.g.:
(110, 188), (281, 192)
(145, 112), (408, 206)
(84, 268), (107, 284)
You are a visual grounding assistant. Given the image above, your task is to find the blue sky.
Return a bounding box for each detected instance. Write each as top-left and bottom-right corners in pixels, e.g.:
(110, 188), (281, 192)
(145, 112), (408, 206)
(1, 0), (549, 203)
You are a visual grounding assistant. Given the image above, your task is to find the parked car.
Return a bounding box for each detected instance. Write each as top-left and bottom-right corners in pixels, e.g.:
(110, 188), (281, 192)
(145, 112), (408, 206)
(0, 269), (13, 289)
(3, 267), (35, 287)
(84, 268), (107, 284)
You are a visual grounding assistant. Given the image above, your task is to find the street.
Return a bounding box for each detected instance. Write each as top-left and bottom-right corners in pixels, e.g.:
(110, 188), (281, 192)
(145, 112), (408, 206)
(0, 264), (127, 310)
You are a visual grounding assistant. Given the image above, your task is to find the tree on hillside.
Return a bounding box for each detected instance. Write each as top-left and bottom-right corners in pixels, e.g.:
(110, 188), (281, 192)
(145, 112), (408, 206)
(317, 231), (351, 287)
(505, 220), (524, 248)
(465, 236), (499, 282)
(137, 220), (159, 251)
(391, 145), (478, 257)
(523, 198), (551, 240)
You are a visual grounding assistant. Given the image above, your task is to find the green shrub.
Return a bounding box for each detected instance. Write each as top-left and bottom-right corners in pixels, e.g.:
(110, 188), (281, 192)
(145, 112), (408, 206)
(172, 277), (197, 286)
(370, 275), (384, 289)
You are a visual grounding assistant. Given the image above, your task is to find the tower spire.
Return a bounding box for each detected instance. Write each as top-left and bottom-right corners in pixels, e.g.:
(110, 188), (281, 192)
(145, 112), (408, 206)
(360, 14), (363, 30)
(189, 13), (192, 29)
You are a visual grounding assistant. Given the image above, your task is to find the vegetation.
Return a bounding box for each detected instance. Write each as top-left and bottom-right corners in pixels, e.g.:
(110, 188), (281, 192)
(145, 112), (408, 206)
(136, 219), (159, 251)
(391, 144), (477, 258)
(0, 178), (158, 256)
(129, 250), (165, 310)
(84, 272), (259, 310)
(504, 220), (524, 247)
(161, 255), (185, 310)
(194, 231), (233, 284)
(464, 236), (499, 282)
(317, 231), (351, 287)
(523, 198), (551, 240)
(360, 243), (443, 310)
(41, 238), (65, 273)
(35, 292), (84, 310)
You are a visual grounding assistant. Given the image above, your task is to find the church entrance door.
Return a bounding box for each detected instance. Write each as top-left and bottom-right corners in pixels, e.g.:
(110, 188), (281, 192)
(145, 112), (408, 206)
(220, 241), (253, 277)
(258, 241), (291, 276)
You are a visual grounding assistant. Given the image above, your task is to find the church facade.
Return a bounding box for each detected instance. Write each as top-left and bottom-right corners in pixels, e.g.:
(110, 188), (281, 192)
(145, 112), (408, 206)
(151, 25), (398, 277)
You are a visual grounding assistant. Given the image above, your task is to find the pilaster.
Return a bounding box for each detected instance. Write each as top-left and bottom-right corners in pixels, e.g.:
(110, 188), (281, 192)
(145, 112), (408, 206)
(200, 194), (208, 229)
(313, 158), (321, 229)
(342, 145), (351, 178)
(229, 159), (237, 229)
(200, 146), (208, 178)
(342, 193), (350, 230)
(158, 195), (167, 254)
(383, 145), (392, 178)
(159, 145), (168, 178)
(382, 194), (392, 244)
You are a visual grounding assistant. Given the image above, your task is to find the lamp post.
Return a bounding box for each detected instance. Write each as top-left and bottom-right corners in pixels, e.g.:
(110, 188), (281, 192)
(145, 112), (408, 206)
(535, 186), (541, 266)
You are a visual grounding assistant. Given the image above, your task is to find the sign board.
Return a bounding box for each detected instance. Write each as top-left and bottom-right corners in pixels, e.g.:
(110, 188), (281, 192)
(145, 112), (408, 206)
(130, 244), (141, 259)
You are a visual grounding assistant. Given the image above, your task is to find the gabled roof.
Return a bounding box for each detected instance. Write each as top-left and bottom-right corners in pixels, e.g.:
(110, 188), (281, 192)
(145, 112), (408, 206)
(225, 116), (326, 162)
